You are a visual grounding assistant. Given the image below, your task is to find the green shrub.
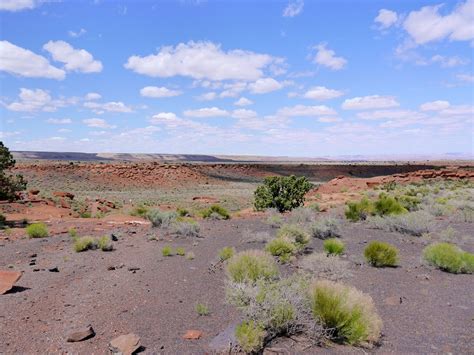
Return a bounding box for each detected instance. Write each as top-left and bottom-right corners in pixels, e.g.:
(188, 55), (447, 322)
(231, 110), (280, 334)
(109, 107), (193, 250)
(265, 238), (296, 263)
(171, 220), (200, 237)
(176, 247), (186, 256)
(323, 239), (345, 256)
(146, 209), (177, 228)
(345, 198), (373, 222)
(0, 142), (27, 201)
(309, 217), (341, 239)
(277, 224), (310, 248)
(74, 236), (97, 252)
(68, 227), (77, 238)
(396, 195), (421, 211)
(266, 212), (283, 228)
(369, 210), (433, 236)
(374, 194), (407, 216)
(219, 246), (235, 261)
(177, 207), (190, 217)
(235, 320), (265, 353)
(310, 280), (382, 345)
(423, 242), (474, 274)
(195, 303), (210, 316)
(254, 175), (313, 213)
(162, 245), (173, 257)
(130, 205), (149, 218)
(226, 250), (279, 284)
(364, 241), (398, 267)
(0, 213), (6, 228)
(201, 204), (230, 220)
(26, 223), (49, 238)
(97, 236), (113, 251)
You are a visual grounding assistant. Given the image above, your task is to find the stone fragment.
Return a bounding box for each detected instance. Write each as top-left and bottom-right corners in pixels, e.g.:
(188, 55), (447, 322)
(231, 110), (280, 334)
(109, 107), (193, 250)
(183, 330), (203, 340)
(0, 270), (22, 294)
(66, 325), (95, 342)
(109, 333), (141, 355)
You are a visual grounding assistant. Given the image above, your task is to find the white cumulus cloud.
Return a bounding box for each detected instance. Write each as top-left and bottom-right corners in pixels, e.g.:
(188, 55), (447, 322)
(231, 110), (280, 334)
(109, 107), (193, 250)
(124, 41), (283, 81)
(183, 107), (229, 118)
(303, 86), (344, 100)
(84, 101), (133, 113)
(283, 0), (304, 17)
(0, 40), (65, 79)
(140, 86), (182, 98)
(234, 97), (253, 106)
(43, 40), (103, 73)
(248, 78), (283, 94)
(420, 100), (450, 111)
(342, 95), (400, 110)
(277, 104), (337, 117)
(374, 9), (398, 29)
(83, 118), (116, 129)
(47, 118), (72, 124)
(0, 0), (40, 11)
(313, 43), (347, 70)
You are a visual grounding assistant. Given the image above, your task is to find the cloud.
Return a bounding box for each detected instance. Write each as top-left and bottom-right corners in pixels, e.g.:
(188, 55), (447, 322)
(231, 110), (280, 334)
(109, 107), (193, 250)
(318, 116), (342, 123)
(431, 54), (468, 67)
(85, 92), (101, 100)
(83, 118), (116, 129)
(248, 78), (283, 94)
(43, 40), (103, 73)
(140, 86), (182, 98)
(403, 0), (474, 45)
(277, 104), (337, 117)
(439, 105), (473, 116)
(196, 92), (218, 101)
(84, 101), (133, 113)
(313, 43), (347, 70)
(342, 95), (399, 110)
(0, 0), (42, 11)
(420, 100), (450, 111)
(283, 0), (304, 17)
(374, 9), (398, 29)
(234, 97), (253, 106)
(457, 73), (474, 82)
(0, 40), (65, 79)
(124, 41), (283, 81)
(68, 28), (87, 38)
(183, 107), (229, 118)
(357, 110), (426, 120)
(303, 86), (344, 100)
(231, 109), (257, 119)
(47, 118), (72, 124)
(5, 88), (73, 112)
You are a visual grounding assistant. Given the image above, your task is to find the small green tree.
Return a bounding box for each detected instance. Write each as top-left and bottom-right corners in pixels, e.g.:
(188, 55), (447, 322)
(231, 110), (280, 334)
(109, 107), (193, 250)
(254, 175), (313, 213)
(0, 142), (26, 201)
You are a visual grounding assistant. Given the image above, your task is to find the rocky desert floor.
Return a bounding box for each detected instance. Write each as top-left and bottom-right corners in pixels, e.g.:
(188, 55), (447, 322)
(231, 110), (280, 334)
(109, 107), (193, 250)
(1, 162), (473, 354)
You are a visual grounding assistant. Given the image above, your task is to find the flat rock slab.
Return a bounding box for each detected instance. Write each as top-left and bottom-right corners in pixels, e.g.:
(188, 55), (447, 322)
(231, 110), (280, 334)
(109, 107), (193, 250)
(183, 330), (203, 340)
(0, 270), (22, 294)
(66, 325), (95, 342)
(109, 333), (141, 355)
(209, 323), (237, 352)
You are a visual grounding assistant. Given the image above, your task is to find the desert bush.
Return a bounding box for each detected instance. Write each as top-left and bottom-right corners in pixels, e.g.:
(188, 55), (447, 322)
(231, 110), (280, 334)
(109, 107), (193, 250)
(218, 246), (235, 261)
(176, 247), (186, 256)
(195, 303), (210, 316)
(74, 236), (97, 252)
(26, 223), (49, 238)
(201, 204), (230, 220)
(0, 213), (6, 228)
(266, 238), (297, 263)
(345, 198), (373, 222)
(266, 209), (283, 228)
(254, 176), (312, 213)
(235, 320), (266, 353)
(373, 194), (407, 216)
(68, 227), (77, 238)
(97, 236), (113, 251)
(185, 251), (195, 260)
(369, 210), (434, 236)
(297, 253), (351, 281)
(277, 224), (310, 248)
(309, 217), (341, 239)
(226, 250), (279, 284)
(423, 242), (474, 274)
(288, 206), (314, 225)
(130, 205), (149, 218)
(323, 239), (345, 256)
(162, 245), (173, 257)
(177, 207), (190, 217)
(308, 203), (320, 212)
(0, 142), (27, 201)
(146, 210), (177, 228)
(396, 195), (421, 211)
(364, 241), (398, 267)
(171, 220), (201, 237)
(241, 229), (273, 244)
(310, 280), (382, 345)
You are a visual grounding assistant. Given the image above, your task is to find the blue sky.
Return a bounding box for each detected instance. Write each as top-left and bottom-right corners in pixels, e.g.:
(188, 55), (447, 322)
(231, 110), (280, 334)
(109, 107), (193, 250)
(0, 0), (473, 157)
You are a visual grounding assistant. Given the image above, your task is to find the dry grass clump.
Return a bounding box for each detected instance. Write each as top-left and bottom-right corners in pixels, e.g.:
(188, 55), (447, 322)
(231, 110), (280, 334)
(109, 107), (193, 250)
(310, 280), (382, 346)
(297, 253), (351, 281)
(218, 246), (235, 261)
(235, 320), (266, 353)
(323, 238), (345, 256)
(423, 242), (474, 274)
(201, 204), (230, 220)
(170, 220), (201, 237)
(266, 238), (297, 263)
(26, 223), (49, 238)
(288, 206), (315, 225)
(276, 224), (310, 248)
(309, 217), (341, 239)
(97, 236), (113, 251)
(266, 208), (283, 228)
(241, 229), (272, 244)
(74, 236), (97, 252)
(364, 241), (398, 267)
(226, 250), (279, 284)
(369, 210), (434, 236)
(146, 209), (177, 228)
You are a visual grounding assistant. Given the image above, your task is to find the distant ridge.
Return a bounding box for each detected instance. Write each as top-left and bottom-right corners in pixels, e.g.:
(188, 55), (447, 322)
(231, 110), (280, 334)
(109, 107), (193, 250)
(11, 151), (473, 163)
